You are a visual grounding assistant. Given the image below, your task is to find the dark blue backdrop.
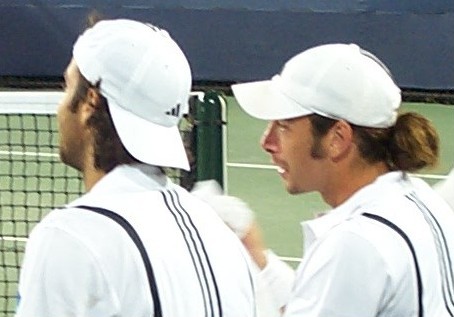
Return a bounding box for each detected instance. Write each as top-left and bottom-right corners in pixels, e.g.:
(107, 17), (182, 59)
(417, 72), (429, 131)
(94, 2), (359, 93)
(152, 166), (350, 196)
(1, 1), (453, 90)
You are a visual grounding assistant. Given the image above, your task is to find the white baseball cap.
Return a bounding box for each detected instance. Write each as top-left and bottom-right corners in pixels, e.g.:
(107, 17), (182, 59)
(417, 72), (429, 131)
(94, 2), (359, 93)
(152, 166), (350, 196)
(232, 43), (401, 128)
(73, 19), (191, 170)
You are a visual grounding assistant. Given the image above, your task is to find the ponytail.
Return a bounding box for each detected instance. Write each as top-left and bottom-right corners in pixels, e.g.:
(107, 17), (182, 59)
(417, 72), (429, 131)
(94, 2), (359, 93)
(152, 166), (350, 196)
(388, 112), (439, 172)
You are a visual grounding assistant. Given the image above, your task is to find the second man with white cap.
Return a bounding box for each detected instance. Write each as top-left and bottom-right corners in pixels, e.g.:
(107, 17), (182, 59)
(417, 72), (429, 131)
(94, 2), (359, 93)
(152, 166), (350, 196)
(231, 43), (454, 316)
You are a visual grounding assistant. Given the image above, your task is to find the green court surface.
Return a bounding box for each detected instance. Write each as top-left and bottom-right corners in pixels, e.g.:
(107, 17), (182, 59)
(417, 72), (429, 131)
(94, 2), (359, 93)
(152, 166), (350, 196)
(225, 96), (454, 261)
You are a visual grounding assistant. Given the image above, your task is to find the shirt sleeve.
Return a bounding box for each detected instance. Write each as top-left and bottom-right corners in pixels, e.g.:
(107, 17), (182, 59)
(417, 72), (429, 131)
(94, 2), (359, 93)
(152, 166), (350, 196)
(255, 250), (296, 315)
(284, 230), (389, 317)
(15, 225), (117, 317)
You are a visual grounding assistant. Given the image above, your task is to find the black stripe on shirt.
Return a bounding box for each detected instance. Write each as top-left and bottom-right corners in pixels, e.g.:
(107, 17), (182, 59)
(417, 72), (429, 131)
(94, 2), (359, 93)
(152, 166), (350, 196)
(160, 190), (211, 317)
(406, 193), (454, 316)
(74, 205), (162, 317)
(170, 190), (223, 317)
(161, 190), (223, 317)
(362, 212), (423, 317)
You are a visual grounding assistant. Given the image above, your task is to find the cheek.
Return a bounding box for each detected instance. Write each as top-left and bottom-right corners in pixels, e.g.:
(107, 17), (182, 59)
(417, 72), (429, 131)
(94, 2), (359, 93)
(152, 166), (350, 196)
(57, 92), (71, 122)
(57, 94), (78, 143)
(285, 137), (315, 175)
(58, 87), (82, 124)
(284, 134), (308, 156)
(56, 104), (65, 130)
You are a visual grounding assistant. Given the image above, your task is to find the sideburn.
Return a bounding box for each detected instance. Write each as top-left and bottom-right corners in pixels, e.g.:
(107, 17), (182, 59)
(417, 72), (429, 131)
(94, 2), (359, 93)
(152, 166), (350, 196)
(310, 135), (327, 159)
(308, 114), (337, 159)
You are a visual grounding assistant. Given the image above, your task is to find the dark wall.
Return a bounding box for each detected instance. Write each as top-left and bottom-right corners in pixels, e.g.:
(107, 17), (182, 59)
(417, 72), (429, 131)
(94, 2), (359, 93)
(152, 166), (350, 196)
(1, 1), (453, 90)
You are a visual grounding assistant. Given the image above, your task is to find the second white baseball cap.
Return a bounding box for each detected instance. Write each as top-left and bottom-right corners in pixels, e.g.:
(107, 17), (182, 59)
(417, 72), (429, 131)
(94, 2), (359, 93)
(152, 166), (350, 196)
(73, 19), (191, 170)
(232, 43), (401, 128)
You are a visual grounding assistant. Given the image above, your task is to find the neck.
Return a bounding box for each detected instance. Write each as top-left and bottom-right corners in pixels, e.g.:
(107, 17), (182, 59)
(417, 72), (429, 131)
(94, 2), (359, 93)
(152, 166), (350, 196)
(83, 169), (106, 192)
(81, 154), (107, 192)
(322, 161), (389, 208)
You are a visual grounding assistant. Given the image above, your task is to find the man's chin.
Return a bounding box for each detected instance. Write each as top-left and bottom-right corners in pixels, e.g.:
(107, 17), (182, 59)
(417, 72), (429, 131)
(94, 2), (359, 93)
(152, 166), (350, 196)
(284, 182), (299, 195)
(59, 151), (81, 172)
(287, 189), (301, 195)
(285, 183), (308, 195)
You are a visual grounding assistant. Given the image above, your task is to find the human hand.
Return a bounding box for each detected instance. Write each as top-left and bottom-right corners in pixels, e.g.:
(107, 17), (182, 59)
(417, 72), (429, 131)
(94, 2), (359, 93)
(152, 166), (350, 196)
(191, 180), (255, 239)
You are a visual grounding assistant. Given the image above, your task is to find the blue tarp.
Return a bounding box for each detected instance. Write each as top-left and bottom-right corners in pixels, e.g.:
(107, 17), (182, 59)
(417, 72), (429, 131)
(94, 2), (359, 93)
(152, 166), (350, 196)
(1, 1), (453, 90)
(2, 1), (454, 13)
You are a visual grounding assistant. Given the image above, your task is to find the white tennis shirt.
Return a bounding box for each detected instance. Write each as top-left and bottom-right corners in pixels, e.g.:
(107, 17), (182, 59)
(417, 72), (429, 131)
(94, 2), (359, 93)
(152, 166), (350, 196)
(280, 171), (454, 317)
(15, 164), (255, 317)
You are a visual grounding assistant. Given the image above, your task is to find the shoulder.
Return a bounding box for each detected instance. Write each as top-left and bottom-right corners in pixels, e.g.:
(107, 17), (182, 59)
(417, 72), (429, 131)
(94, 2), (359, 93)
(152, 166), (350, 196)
(26, 207), (112, 264)
(305, 214), (415, 281)
(290, 217), (416, 316)
(17, 221), (119, 316)
(33, 207), (120, 240)
(28, 206), (135, 269)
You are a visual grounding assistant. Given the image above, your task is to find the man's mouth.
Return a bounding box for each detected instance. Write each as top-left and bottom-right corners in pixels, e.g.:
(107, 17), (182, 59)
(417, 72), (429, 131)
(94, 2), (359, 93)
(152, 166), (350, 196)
(277, 166), (286, 175)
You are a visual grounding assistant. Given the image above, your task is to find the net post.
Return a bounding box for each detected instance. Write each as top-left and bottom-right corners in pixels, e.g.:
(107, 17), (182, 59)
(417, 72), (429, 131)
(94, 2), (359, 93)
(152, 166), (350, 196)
(194, 90), (225, 188)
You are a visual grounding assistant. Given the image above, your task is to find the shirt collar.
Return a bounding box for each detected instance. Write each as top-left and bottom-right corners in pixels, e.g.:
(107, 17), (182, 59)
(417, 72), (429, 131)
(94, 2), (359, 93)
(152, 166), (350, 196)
(68, 164), (170, 207)
(301, 171), (407, 250)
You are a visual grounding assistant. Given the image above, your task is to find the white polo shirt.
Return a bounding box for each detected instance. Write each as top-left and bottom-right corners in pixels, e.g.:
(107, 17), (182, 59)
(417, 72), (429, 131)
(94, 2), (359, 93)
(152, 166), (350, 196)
(16, 164), (255, 317)
(284, 171), (454, 317)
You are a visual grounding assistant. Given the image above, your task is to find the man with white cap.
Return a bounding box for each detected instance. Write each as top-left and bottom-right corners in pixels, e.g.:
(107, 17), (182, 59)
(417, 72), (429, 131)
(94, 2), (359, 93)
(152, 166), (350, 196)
(15, 19), (255, 317)
(231, 43), (454, 316)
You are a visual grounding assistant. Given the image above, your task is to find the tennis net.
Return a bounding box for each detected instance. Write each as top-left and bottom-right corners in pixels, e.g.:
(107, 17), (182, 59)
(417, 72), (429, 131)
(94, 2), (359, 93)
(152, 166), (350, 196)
(0, 90), (224, 316)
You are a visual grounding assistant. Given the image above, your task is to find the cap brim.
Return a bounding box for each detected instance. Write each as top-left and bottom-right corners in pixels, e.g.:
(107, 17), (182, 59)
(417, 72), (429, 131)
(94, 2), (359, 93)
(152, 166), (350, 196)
(109, 100), (190, 171)
(231, 80), (312, 120)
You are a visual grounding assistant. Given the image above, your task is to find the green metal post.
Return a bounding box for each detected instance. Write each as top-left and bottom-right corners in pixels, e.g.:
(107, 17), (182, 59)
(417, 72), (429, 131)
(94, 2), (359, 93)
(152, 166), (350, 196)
(194, 90), (224, 188)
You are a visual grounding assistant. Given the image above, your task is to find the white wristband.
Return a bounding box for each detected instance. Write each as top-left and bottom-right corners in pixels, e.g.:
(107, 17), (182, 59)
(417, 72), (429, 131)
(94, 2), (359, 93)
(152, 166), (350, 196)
(257, 250), (296, 310)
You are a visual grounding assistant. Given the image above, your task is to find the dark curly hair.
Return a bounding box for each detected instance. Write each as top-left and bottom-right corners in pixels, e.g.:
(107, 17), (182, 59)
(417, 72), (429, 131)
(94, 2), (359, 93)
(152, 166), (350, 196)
(69, 70), (139, 173)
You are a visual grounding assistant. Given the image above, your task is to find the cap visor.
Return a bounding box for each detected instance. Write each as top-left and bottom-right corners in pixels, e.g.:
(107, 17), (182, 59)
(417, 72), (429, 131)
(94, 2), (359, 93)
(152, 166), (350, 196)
(109, 101), (190, 171)
(232, 80), (312, 120)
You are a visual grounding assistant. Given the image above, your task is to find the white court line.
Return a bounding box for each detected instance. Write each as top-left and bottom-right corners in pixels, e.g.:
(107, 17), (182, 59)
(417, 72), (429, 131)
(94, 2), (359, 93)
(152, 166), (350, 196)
(0, 150), (58, 158)
(0, 153), (448, 181)
(0, 150), (448, 181)
(279, 256), (302, 263)
(227, 162), (278, 170)
(410, 173), (447, 180)
(227, 162), (448, 180)
(0, 236), (28, 243)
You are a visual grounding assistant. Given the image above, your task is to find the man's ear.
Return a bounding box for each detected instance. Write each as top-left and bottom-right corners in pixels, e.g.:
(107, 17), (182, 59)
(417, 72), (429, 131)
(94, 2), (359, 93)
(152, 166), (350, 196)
(87, 87), (102, 109)
(80, 87), (101, 123)
(328, 120), (354, 162)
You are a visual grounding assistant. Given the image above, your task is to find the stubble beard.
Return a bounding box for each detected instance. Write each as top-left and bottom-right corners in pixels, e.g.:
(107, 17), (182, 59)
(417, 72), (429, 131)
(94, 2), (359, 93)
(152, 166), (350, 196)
(59, 141), (84, 173)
